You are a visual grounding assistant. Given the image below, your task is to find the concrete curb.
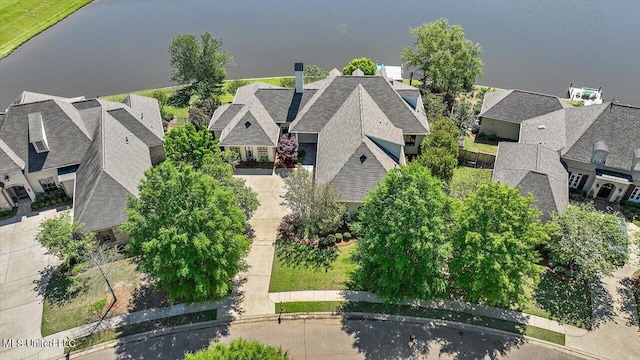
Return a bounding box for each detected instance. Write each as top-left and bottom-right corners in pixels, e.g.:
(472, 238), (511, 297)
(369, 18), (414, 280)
(56, 313), (604, 360)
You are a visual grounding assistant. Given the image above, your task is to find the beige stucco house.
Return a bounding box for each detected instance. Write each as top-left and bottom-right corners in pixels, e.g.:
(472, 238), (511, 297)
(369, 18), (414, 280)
(209, 64), (429, 210)
(0, 92), (165, 242)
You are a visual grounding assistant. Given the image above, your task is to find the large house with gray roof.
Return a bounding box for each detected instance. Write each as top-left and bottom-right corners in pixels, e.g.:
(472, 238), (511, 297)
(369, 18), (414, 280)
(487, 88), (640, 219)
(210, 63), (428, 211)
(0, 91), (165, 242)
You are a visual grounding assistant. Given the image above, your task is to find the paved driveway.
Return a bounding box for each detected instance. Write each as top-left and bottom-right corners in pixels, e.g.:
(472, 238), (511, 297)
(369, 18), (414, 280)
(0, 210), (65, 360)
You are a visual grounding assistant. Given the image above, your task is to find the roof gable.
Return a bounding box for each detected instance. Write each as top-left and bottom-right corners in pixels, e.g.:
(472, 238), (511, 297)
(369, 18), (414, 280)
(219, 98), (280, 146)
(480, 90), (565, 124)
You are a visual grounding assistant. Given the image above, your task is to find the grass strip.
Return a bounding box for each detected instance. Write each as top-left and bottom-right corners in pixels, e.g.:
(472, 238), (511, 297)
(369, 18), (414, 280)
(66, 309), (217, 353)
(278, 301), (565, 345)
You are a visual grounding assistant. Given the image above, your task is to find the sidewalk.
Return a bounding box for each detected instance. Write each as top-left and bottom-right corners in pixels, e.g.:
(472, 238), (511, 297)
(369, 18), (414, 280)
(268, 290), (581, 336)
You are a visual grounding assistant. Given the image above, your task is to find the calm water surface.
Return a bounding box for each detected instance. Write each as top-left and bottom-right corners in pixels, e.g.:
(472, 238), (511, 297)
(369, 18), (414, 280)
(1, 0), (639, 110)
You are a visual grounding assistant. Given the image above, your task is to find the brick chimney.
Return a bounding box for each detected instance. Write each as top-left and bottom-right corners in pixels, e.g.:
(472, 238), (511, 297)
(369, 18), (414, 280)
(295, 63), (304, 94)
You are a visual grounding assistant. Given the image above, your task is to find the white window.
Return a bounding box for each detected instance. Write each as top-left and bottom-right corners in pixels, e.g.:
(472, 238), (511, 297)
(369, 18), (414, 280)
(229, 147), (241, 155)
(568, 173), (583, 189)
(34, 141), (47, 152)
(258, 147), (269, 158)
(630, 187), (640, 203)
(592, 152), (604, 164)
(38, 178), (58, 192)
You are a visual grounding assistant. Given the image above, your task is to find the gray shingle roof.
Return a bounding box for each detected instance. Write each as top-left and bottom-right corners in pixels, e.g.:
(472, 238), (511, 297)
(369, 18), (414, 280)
(209, 104), (244, 131)
(0, 100), (93, 173)
(0, 139), (24, 174)
(561, 103), (640, 170)
(74, 112), (151, 232)
(106, 107), (164, 147)
(289, 76), (428, 134)
(253, 89), (317, 123)
(493, 142), (568, 221)
(316, 85), (401, 202)
(219, 98), (280, 147)
(123, 94), (164, 138)
(480, 90), (566, 124)
(13, 91), (84, 105)
(233, 82), (283, 104)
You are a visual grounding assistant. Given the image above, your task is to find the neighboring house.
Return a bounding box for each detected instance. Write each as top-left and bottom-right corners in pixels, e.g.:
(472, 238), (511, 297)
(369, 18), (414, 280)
(479, 89), (570, 140)
(490, 88), (640, 218)
(493, 142), (568, 222)
(210, 63), (428, 211)
(0, 91), (165, 242)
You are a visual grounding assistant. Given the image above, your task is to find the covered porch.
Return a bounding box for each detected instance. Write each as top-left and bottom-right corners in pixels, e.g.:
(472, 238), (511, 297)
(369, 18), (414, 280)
(588, 169), (633, 202)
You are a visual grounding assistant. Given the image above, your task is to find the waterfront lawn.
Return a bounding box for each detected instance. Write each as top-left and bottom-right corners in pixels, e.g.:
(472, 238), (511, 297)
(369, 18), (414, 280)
(278, 301), (565, 345)
(0, 0), (93, 57)
(269, 244), (357, 292)
(41, 259), (163, 336)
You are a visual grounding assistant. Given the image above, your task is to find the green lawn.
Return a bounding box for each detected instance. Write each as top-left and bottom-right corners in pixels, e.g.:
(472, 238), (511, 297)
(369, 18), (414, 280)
(462, 135), (498, 155)
(41, 259), (141, 336)
(269, 244), (357, 292)
(0, 0), (93, 57)
(278, 301), (564, 345)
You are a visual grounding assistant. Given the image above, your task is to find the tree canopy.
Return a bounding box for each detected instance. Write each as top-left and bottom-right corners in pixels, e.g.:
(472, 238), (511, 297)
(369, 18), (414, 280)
(351, 163), (453, 301)
(449, 183), (546, 307)
(546, 203), (628, 283)
(448, 167), (492, 201)
(304, 64), (329, 83)
(401, 18), (483, 94)
(342, 57), (377, 75)
(35, 212), (95, 270)
(123, 161), (251, 302)
(276, 134), (298, 167)
(418, 116), (459, 183)
(169, 32), (231, 97)
(165, 123), (220, 170)
(185, 338), (292, 360)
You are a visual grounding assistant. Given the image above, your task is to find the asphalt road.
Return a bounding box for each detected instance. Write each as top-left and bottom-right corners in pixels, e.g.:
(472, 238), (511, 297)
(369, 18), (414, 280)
(72, 318), (586, 360)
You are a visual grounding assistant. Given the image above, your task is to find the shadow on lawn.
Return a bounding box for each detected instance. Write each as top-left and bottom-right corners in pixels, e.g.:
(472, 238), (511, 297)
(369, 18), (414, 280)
(339, 302), (526, 360)
(533, 271), (613, 330)
(618, 276), (640, 328)
(33, 265), (88, 306)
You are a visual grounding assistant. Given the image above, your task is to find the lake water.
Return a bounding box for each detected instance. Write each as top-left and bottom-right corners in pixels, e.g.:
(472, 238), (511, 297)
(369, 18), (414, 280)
(1, 0), (639, 110)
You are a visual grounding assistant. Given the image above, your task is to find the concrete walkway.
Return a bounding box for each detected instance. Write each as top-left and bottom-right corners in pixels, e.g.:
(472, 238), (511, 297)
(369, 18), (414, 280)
(269, 290), (580, 336)
(233, 173), (288, 317)
(0, 209), (65, 360)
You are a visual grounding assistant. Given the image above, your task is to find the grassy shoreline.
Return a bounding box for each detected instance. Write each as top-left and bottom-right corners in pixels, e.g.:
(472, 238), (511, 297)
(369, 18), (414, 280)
(0, 0), (93, 58)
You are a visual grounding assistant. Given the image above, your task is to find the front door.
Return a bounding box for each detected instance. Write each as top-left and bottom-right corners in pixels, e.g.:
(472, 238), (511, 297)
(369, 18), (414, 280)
(597, 183), (614, 199)
(12, 186), (29, 200)
(245, 148), (253, 160)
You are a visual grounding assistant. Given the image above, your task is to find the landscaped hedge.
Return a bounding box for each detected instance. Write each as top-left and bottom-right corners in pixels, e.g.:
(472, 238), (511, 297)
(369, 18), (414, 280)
(32, 188), (71, 210)
(621, 200), (640, 222)
(0, 209), (13, 218)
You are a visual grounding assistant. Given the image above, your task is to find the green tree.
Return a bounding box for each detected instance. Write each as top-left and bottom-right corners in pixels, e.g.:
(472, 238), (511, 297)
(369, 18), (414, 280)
(169, 32), (231, 97)
(282, 168), (345, 237)
(418, 117), (459, 182)
(448, 167), (492, 201)
(351, 163), (453, 301)
(35, 213), (95, 269)
(546, 203), (628, 283)
(342, 57), (377, 75)
(423, 92), (448, 121)
(165, 123), (220, 170)
(185, 338), (292, 360)
(123, 162), (250, 302)
(449, 183), (546, 307)
(401, 18), (483, 94)
(304, 64), (329, 83)
(225, 79), (250, 95)
(451, 100), (475, 136)
(279, 77), (296, 88)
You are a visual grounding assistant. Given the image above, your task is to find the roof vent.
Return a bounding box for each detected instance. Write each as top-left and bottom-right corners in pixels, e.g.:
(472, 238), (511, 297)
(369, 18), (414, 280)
(359, 154), (367, 163)
(538, 125), (546, 130)
(245, 121), (251, 128)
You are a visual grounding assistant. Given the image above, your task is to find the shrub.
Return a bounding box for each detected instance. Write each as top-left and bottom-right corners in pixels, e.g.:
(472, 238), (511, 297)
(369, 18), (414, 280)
(279, 78), (296, 88)
(45, 200), (53, 206)
(296, 149), (306, 164)
(63, 196), (70, 202)
(343, 232), (352, 240)
(335, 233), (343, 241)
(167, 87), (191, 108)
(260, 156), (269, 163)
(478, 132), (486, 139)
(226, 79), (250, 95)
(56, 198), (63, 204)
(71, 261), (91, 275)
(0, 209), (12, 217)
(31, 203), (40, 209)
(487, 133), (498, 141)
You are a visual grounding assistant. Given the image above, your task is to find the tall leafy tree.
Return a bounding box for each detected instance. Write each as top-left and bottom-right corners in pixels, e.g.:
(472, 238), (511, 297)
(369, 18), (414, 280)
(169, 32), (231, 97)
(304, 64), (329, 83)
(418, 116), (459, 182)
(35, 213), (95, 270)
(401, 18), (483, 94)
(451, 100), (475, 136)
(423, 92), (448, 121)
(123, 162), (251, 302)
(342, 57), (377, 75)
(448, 167), (492, 201)
(449, 183), (546, 307)
(165, 123), (220, 170)
(546, 203), (628, 283)
(185, 338), (292, 360)
(351, 163), (453, 301)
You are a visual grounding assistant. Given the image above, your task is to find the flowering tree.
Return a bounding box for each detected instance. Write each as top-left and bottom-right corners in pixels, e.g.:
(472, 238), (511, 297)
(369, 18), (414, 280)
(276, 134), (298, 167)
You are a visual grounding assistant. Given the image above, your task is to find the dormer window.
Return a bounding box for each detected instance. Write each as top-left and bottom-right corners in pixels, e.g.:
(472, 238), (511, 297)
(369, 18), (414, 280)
(592, 141), (608, 165)
(28, 112), (49, 153)
(633, 149), (640, 172)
